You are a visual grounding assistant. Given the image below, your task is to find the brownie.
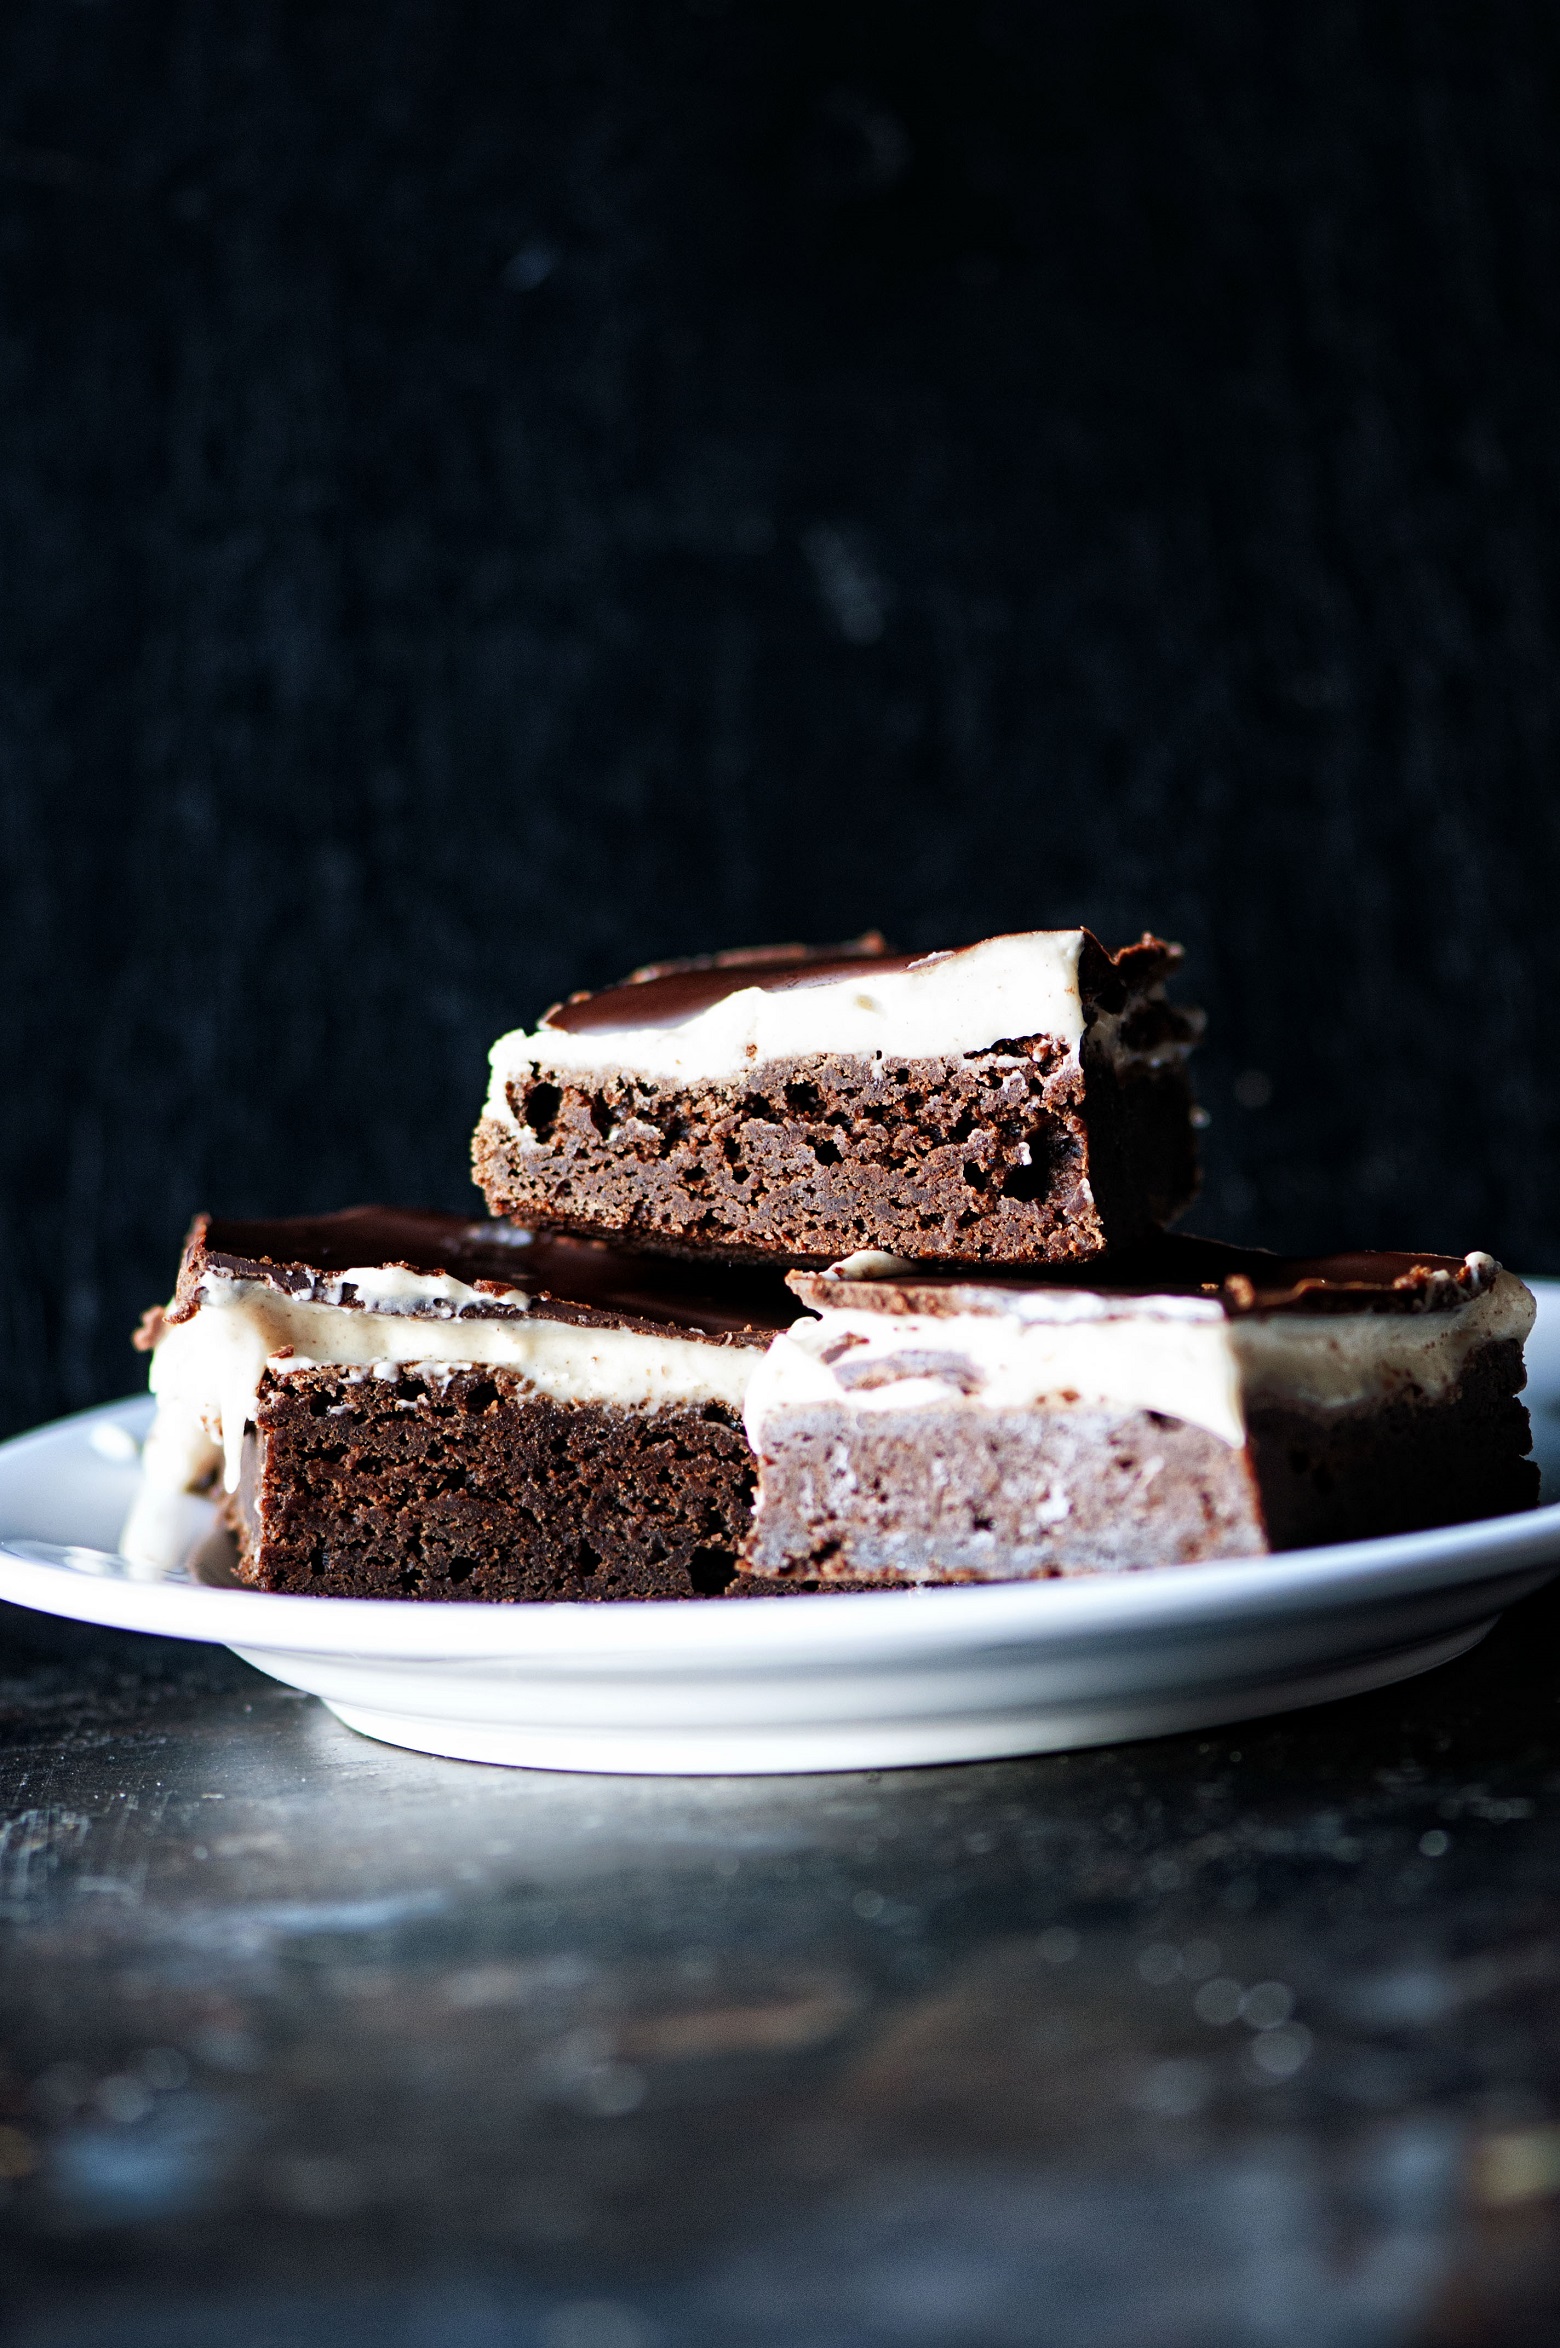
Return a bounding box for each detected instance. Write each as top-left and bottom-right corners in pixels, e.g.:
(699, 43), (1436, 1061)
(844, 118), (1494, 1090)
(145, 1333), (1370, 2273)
(738, 1237), (1540, 1582)
(124, 1206), (810, 1601)
(473, 929), (1202, 1268)
(230, 1368), (757, 1602)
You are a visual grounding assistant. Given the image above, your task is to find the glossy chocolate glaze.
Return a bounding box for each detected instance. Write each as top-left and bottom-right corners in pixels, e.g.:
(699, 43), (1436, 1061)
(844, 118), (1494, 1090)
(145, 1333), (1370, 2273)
(794, 1233), (1502, 1319)
(544, 936), (906, 1034)
(172, 1208), (800, 1341)
(541, 928), (1182, 1038)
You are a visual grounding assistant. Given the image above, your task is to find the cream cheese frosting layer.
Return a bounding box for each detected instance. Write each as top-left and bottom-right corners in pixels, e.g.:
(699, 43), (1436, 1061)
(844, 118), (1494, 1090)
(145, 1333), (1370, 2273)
(743, 1272), (1536, 1454)
(1229, 1271), (1535, 1412)
(744, 1301), (1247, 1450)
(141, 1276), (759, 1504)
(484, 929), (1090, 1102)
(305, 1262), (533, 1316)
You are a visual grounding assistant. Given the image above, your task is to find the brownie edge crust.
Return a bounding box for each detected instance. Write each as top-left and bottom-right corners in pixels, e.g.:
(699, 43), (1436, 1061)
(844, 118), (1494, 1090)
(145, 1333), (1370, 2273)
(230, 1366), (757, 1601)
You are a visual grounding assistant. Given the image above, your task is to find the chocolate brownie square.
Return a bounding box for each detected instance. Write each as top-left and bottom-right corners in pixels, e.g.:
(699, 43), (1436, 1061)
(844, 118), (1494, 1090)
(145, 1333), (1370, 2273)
(739, 1238), (1539, 1581)
(473, 929), (1202, 1268)
(124, 1207), (801, 1600)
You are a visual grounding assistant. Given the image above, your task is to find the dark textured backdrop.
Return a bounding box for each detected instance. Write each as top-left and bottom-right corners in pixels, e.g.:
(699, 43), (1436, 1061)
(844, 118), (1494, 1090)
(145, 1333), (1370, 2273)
(3, 1), (1559, 1438)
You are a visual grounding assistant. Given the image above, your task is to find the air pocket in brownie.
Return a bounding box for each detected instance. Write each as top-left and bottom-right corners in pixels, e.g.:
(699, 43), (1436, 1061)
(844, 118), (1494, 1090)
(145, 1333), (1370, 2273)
(739, 1238), (1539, 1582)
(123, 1207), (800, 1600)
(473, 929), (1202, 1267)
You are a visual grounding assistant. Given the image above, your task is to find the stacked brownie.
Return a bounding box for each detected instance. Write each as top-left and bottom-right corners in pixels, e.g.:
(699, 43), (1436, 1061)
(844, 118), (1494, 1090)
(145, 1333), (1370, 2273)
(474, 929), (1200, 1266)
(126, 927), (1539, 1596)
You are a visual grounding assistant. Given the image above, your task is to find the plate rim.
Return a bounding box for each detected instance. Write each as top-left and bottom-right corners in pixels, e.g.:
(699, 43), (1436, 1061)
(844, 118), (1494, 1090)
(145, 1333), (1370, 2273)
(2, 1392), (1559, 1664)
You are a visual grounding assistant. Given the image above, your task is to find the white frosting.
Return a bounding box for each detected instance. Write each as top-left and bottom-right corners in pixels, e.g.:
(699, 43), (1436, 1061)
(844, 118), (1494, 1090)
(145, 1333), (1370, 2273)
(743, 1273), (1536, 1454)
(1229, 1273), (1534, 1412)
(118, 1397), (230, 1576)
(831, 1250), (920, 1278)
(122, 1276), (758, 1566)
(745, 1302), (1247, 1450)
(312, 1263), (533, 1316)
(483, 930), (1090, 1105)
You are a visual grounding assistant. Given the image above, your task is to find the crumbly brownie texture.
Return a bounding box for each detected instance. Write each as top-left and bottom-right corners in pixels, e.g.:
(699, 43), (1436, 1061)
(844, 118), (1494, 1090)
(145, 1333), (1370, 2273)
(739, 1239), (1539, 1581)
(744, 1405), (1267, 1579)
(226, 1362), (891, 1602)
(740, 1355), (1536, 1582)
(228, 1366), (758, 1601)
(473, 932), (1201, 1268)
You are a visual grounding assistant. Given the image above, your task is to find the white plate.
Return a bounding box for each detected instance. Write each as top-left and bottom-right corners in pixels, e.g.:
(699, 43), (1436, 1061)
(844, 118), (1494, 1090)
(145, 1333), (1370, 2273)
(3, 1281), (1560, 1776)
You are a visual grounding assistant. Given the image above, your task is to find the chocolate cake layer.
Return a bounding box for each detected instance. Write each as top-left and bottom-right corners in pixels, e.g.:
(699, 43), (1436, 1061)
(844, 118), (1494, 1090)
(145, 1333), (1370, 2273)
(739, 1238), (1539, 1581)
(230, 1367), (756, 1602)
(123, 1206), (805, 1601)
(473, 929), (1202, 1267)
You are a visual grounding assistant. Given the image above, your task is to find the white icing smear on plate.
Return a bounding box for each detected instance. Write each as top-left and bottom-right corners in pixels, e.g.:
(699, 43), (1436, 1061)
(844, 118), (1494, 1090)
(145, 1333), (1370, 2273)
(484, 929), (1090, 1097)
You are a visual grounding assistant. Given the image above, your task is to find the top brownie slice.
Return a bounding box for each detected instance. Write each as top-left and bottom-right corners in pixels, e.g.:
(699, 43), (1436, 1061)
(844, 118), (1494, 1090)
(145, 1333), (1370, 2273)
(472, 929), (1203, 1267)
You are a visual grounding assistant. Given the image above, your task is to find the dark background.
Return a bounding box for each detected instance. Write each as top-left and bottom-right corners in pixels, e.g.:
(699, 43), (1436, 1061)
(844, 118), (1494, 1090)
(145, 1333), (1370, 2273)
(3, 0), (1559, 1440)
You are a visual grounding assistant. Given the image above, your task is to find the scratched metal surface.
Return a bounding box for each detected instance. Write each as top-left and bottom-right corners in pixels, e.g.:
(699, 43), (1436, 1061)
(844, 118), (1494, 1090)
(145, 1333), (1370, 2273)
(2, 1591), (1560, 2347)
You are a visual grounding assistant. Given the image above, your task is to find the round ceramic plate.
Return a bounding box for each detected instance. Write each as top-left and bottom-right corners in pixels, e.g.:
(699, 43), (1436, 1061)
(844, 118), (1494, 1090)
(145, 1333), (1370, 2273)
(2, 1282), (1559, 1776)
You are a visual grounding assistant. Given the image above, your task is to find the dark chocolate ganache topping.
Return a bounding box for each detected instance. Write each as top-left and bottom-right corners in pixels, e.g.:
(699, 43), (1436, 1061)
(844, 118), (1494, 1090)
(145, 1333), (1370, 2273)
(544, 935), (909, 1034)
(795, 1233), (1503, 1319)
(541, 929), (1182, 1036)
(170, 1208), (800, 1341)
